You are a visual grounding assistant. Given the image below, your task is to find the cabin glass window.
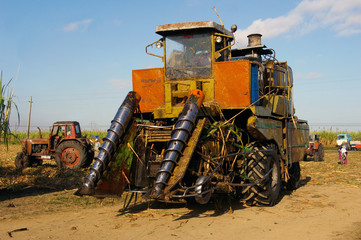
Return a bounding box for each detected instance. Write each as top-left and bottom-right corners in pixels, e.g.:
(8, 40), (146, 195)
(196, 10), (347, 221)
(165, 33), (212, 79)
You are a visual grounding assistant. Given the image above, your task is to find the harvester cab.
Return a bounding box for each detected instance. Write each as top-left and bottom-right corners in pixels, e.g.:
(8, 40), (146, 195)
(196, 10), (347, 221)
(77, 21), (309, 207)
(139, 21), (235, 119)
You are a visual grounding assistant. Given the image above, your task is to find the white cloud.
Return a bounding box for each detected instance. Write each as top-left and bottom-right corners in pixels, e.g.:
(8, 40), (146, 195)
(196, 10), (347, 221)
(63, 19), (92, 32)
(234, 0), (361, 47)
(109, 78), (131, 90)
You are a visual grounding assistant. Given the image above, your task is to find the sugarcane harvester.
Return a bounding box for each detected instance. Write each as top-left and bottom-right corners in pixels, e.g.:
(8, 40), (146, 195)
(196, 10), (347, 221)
(77, 21), (309, 206)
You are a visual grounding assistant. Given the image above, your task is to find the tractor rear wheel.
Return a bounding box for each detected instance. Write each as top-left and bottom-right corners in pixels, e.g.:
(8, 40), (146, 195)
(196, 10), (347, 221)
(55, 141), (88, 169)
(15, 152), (30, 169)
(241, 142), (281, 206)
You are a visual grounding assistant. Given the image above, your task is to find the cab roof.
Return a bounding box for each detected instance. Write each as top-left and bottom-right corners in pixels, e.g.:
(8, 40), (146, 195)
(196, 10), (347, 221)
(156, 21), (233, 36)
(53, 121), (79, 126)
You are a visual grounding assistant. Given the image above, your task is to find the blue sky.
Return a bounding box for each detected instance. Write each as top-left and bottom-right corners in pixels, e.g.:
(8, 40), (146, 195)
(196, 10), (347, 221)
(1, 0), (361, 132)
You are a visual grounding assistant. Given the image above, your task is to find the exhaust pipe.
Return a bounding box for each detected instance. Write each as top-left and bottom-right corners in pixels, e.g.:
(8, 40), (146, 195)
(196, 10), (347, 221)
(150, 89), (204, 198)
(247, 33), (262, 47)
(76, 91), (141, 196)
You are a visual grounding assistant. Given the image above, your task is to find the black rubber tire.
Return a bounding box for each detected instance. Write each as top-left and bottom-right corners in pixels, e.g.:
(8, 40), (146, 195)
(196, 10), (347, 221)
(27, 156), (42, 167)
(34, 159), (43, 166)
(86, 149), (95, 167)
(314, 144), (324, 162)
(55, 141), (88, 169)
(15, 152), (30, 169)
(285, 162), (301, 190)
(241, 142), (281, 206)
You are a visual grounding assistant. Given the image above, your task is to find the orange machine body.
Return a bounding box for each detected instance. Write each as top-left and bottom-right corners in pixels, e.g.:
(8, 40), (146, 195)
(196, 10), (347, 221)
(133, 60), (252, 115)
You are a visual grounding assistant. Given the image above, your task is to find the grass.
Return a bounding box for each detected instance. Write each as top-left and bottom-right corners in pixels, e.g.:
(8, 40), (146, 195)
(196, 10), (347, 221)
(302, 150), (361, 187)
(6, 130), (108, 144)
(313, 130), (361, 147)
(7, 128), (361, 147)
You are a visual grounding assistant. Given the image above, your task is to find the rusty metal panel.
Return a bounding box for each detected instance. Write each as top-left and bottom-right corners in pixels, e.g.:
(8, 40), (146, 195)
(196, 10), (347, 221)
(214, 60), (251, 109)
(287, 120), (309, 163)
(264, 95), (290, 116)
(247, 116), (283, 151)
(132, 68), (164, 113)
(21, 139), (48, 155)
(156, 21), (232, 36)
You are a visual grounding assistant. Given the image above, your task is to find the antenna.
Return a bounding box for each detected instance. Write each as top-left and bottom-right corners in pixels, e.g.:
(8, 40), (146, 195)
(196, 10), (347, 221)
(212, 6), (224, 27)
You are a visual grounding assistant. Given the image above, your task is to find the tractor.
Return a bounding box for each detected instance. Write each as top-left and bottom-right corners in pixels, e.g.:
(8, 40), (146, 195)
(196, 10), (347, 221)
(77, 21), (309, 206)
(15, 121), (94, 169)
(305, 134), (324, 161)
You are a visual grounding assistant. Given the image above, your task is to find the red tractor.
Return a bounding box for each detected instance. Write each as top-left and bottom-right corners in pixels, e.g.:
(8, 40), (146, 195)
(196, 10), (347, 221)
(305, 134), (324, 161)
(15, 121), (94, 169)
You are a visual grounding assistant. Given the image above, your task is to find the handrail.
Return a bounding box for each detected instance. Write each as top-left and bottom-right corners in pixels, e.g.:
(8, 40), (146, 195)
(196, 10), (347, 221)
(145, 38), (164, 59)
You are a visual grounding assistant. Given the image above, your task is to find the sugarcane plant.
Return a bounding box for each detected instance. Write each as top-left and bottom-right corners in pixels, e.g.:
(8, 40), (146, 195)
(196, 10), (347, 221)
(0, 71), (19, 146)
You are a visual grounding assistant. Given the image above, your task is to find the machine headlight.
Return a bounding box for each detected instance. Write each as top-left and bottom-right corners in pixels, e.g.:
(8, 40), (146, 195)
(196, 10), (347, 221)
(156, 41), (163, 48)
(216, 36), (222, 43)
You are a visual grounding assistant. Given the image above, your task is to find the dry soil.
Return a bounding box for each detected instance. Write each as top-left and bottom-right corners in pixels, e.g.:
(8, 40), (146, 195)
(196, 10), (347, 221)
(1, 145), (361, 240)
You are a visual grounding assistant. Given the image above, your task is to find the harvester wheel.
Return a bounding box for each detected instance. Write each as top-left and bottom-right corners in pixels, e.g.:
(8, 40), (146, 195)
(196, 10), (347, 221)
(55, 141), (88, 169)
(241, 142), (281, 206)
(285, 162), (300, 190)
(314, 144), (324, 161)
(15, 152), (30, 169)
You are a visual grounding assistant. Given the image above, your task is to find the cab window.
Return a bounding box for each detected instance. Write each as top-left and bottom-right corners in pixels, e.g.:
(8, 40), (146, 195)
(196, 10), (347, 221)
(165, 33), (212, 79)
(75, 125), (81, 135)
(66, 126), (72, 137)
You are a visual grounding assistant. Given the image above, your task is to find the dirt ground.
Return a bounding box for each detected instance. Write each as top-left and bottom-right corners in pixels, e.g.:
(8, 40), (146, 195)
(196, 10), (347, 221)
(1, 145), (361, 240)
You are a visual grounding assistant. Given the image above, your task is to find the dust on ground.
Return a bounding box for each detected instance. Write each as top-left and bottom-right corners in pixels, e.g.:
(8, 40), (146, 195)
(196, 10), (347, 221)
(1, 144), (361, 240)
